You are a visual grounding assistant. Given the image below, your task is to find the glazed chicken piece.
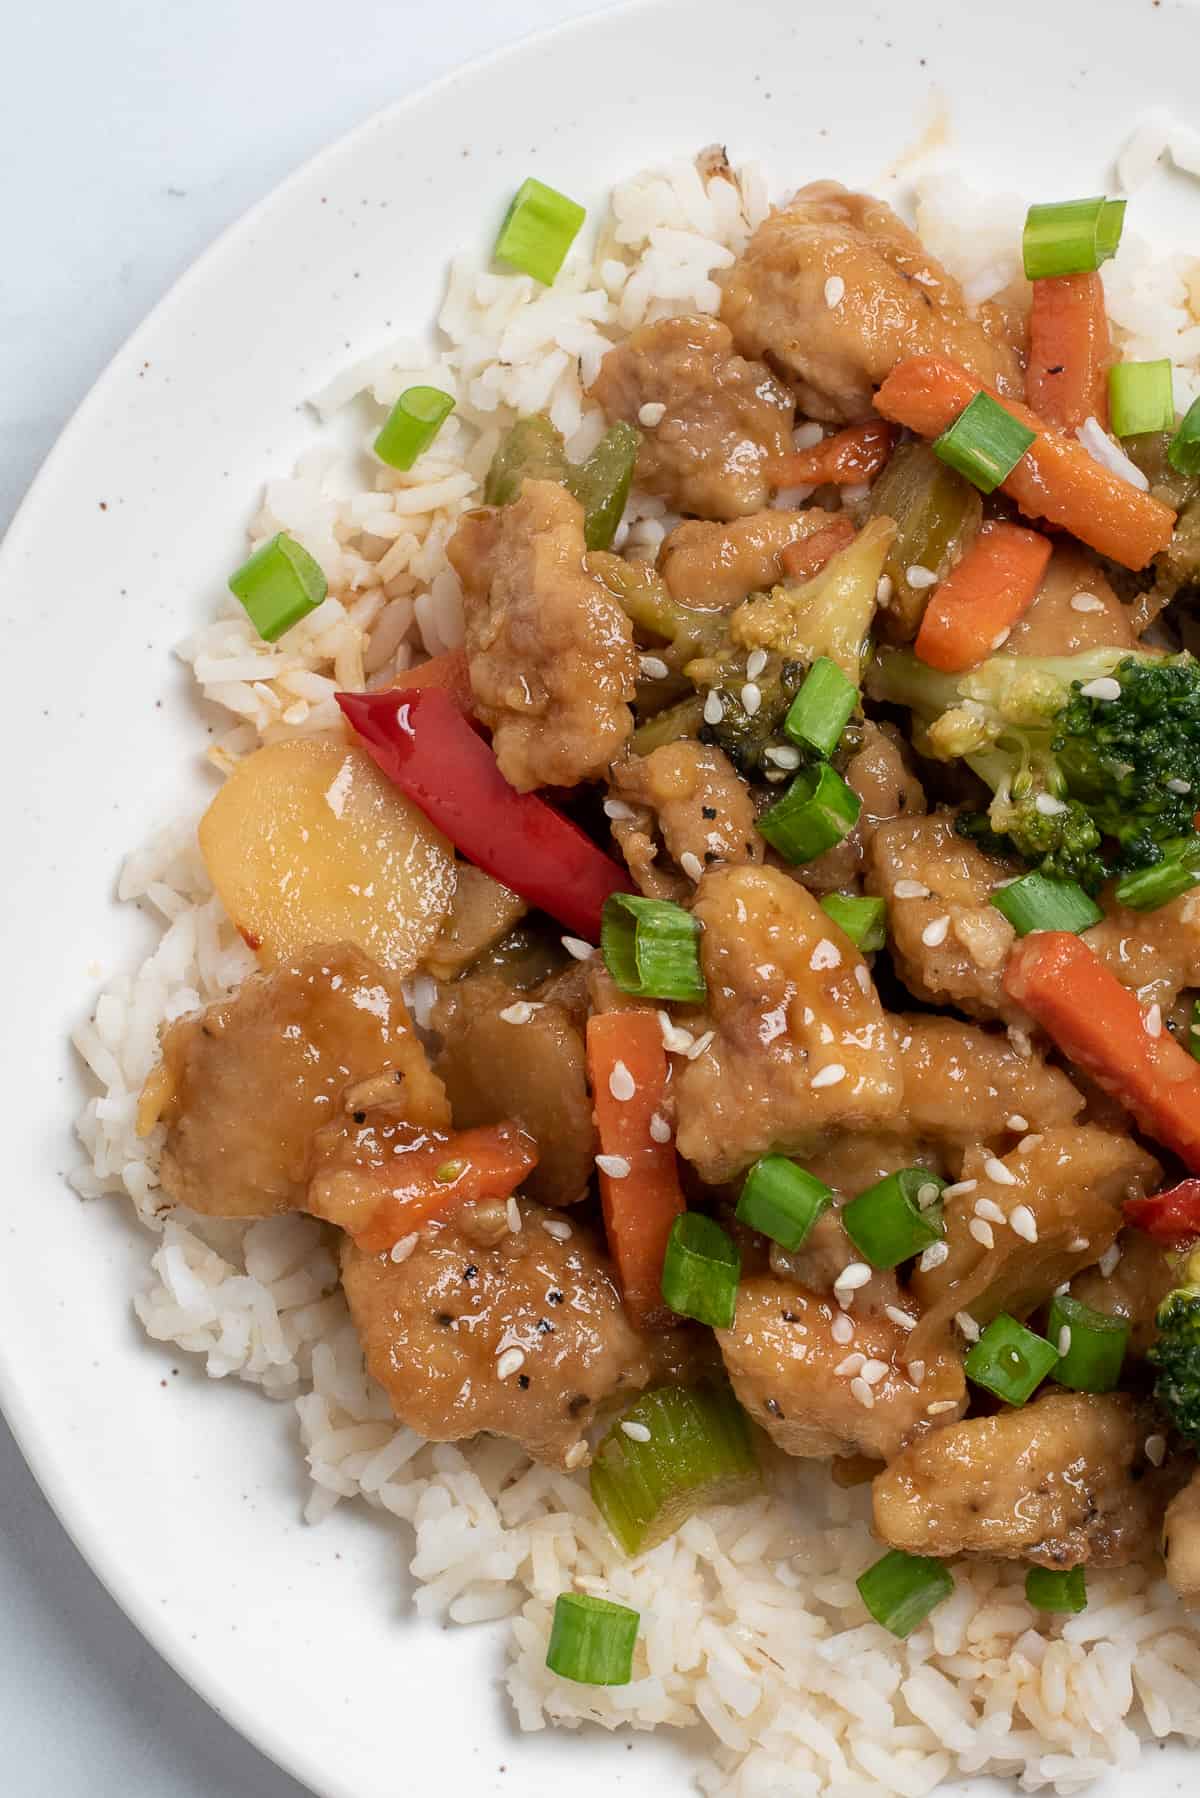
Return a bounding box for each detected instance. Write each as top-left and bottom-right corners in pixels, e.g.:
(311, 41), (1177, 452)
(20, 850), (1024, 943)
(873, 1391), (1165, 1567)
(797, 720), (926, 895)
(801, 1134), (945, 1203)
(672, 864), (903, 1184)
(894, 1015), (1084, 1146)
(1083, 886), (1200, 1010)
(609, 740), (762, 894)
(717, 1277), (965, 1461)
(138, 942), (447, 1219)
(866, 813), (1021, 1021)
(658, 508), (844, 607)
(1005, 545), (1136, 657)
(433, 973), (595, 1208)
(447, 478), (637, 791)
(1163, 1469), (1200, 1600)
(909, 1126), (1159, 1354)
(588, 314), (794, 519)
(341, 1199), (662, 1469)
(1068, 1229), (1178, 1358)
(720, 182), (1023, 424)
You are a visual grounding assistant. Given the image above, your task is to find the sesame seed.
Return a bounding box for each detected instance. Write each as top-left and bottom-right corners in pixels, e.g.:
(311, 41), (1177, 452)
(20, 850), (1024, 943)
(969, 1218), (995, 1249)
(1080, 676), (1121, 701)
(657, 1011), (695, 1054)
(916, 1182), (942, 1210)
(496, 1347), (526, 1380)
(906, 564), (938, 590)
(680, 850), (704, 882)
(835, 1262), (873, 1293)
(1054, 1281), (1071, 1296)
(942, 1179), (977, 1199)
(1008, 1026), (1033, 1059)
(1145, 1002), (1163, 1038)
(824, 274), (846, 308)
(926, 1400), (959, 1416)
(854, 964), (872, 994)
(810, 1062), (847, 1089)
(639, 654), (670, 680)
(702, 689), (725, 725)
(741, 681), (762, 716)
(907, 1359), (927, 1384)
(499, 1000), (540, 1025)
(1166, 777), (1193, 795)
(1034, 792), (1068, 816)
(810, 938), (842, 971)
(684, 1028), (716, 1061)
(1099, 1242), (1122, 1278)
(561, 935), (595, 961)
(390, 1232), (419, 1264)
(1009, 1204), (1039, 1243)
(860, 1358), (889, 1386)
(1145, 1433), (1167, 1467)
(603, 798), (636, 820)
(620, 1420), (652, 1442)
(649, 1112), (672, 1143)
(919, 1241), (950, 1272)
(975, 1197), (1007, 1226)
(1068, 1236), (1090, 1253)
(564, 1440), (589, 1469)
(850, 1376), (875, 1409)
(835, 1352), (866, 1377)
(506, 1195), (522, 1234)
(765, 743), (802, 769)
(877, 575), (894, 604)
(541, 1218), (572, 1241)
(921, 915), (950, 947)
(1017, 1133), (1044, 1154)
(955, 1312), (981, 1343)
(984, 1156), (1017, 1186)
(637, 401), (667, 427)
(1057, 1325), (1073, 1358)
(991, 628), (1011, 651)
(1006, 1114), (1029, 1132)
(893, 878), (930, 899)
(1070, 592), (1105, 613)
(608, 1060), (636, 1102)
(596, 1153), (631, 1179)
(885, 1305), (917, 1331)
(746, 647), (768, 680)
(831, 1311), (855, 1344)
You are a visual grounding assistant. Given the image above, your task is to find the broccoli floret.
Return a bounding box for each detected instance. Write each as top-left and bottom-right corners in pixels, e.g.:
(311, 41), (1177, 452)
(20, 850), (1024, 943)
(871, 647), (1200, 891)
(699, 658), (808, 776)
(1151, 1244), (1200, 1448)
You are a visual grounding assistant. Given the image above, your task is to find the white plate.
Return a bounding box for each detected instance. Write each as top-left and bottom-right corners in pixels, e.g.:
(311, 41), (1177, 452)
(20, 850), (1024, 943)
(2, 0), (1198, 1792)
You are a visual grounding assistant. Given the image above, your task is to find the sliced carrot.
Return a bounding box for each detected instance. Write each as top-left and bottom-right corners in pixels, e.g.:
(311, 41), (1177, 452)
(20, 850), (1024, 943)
(586, 1010), (686, 1328)
(1027, 273), (1113, 432)
(873, 355), (1175, 570)
(913, 520), (1053, 673)
(351, 1120), (539, 1252)
(391, 646), (474, 714)
(779, 515), (857, 581)
(1003, 932), (1200, 1172)
(765, 421), (897, 489)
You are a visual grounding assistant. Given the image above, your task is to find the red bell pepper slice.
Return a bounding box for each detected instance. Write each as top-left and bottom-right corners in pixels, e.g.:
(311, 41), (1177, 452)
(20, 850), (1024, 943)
(336, 686), (633, 942)
(1124, 1180), (1200, 1244)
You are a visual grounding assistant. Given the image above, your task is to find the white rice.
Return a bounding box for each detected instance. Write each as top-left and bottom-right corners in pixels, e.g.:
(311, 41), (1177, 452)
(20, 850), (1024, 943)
(71, 147), (1200, 1793)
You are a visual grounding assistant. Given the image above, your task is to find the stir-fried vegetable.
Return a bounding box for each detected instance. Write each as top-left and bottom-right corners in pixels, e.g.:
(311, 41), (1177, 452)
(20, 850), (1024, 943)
(913, 521), (1052, 674)
(1169, 395), (1200, 478)
(660, 1213), (741, 1329)
(933, 392), (1036, 494)
(484, 414), (639, 549)
(867, 440), (982, 638)
(731, 514), (896, 681)
(857, 1550), (954, 1638)
(1045, 1294), (1130, 1393)
(1148, 1241), (1200, 1448)
(964, 1313), (1059, 1405)
(874, 355), (1177, 569)
(601, 895), (705, 1003)
(1126, 1180), (1200, 1242)
(545, 1592), (639, 1684)
(1113, 837), (1200, 911)
(819, 892), (887, 951)
(784, 656), (859, 756)
(1025, 1567), (1088, 1613)
(1110, 360), (1175, 439)
(343, 1121), (540, 1253)
(989, 871), (1102, 936)
(494, 177), (586, 286)
(842, 1169), (946, 1269)
(589, 1385), (761, 1556)
(229, 531), (327, 642)
(336, 686), (633, 940)
(1022, 196), (1126, 279)
(765, 420), (897, 488)
(758, 762), (861, 864)
(1027, 273), (1112, 431)
(735, 1156), (833, 1251)
(374, 385), (456, 470)
(780, 514), (856, 580)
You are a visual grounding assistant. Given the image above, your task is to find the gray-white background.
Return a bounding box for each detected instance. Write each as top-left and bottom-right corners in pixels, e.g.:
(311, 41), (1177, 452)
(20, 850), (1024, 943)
(0, 2), (602, 1790)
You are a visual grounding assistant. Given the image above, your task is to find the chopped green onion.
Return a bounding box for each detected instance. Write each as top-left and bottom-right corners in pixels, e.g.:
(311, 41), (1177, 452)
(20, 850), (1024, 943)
(784, 657), (858, 757)
(1188, 996), (1200, 1066)
(842, 1169), (947, 1270)
(601, 894), (705, 1003)
(758, 763), (861, 864)
(573, 421), (640, 551)
(989, 871), (1103, 936)
(1025, 1566), (1088, 1614)
(1113, 837), (1200, 911)
(1046, 1294), (1130, 1393)
(857, 1549), (954, 1638)
(545, 1592), (639, 1684)
(1109, 360), (1175, 439)
(589, 1385), (761, 1556)
(228, 531), (327, 643)
(660, 1213), (740, 1329)
(494, 177), (585, 286)
(820, 893), (887, 953)
(736, 1156), (833, 1251)
(964, 1313), (1059, 1407)
(373, 385), (455, 470)
(1168, 395), (1200, 478)
(1022, 197), (1126, 280)
(933, 392), (1036, 495)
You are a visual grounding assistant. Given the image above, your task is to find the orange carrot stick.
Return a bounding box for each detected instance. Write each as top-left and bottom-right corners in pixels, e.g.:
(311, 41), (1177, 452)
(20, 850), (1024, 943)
(766, 421), (897, 488)
(586, 1010), (686, 1328)
(914, 520), (1053, 673)
(1027, 273), (1113, 432)
(390, 646), (474, 714)
(349, 1121), (539, 1252)
(1003, 932), (1200, 1171)
(780, 515), (857, 581)
(874, 355), (1175, 570)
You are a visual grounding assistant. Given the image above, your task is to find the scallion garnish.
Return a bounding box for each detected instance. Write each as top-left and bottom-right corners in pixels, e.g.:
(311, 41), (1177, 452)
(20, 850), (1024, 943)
(857, 1549), (954, 1638)
(545, 1592), (639, 1684)
(601, 894), (705, 1003)
(589, 1385), (761, 1555)
(228, 531), (327, 643)
(784, 656), (858, 758)
(758, 763), (861, 864)
(1045, 1293), (1130, 1393)
(1113, 837), (1200, 911)
(373, 385), (456, 470)
(964, 1313), (1059, 1406)
(1168, 395), (1200, 478)
(660, 1212), (740, 1329)
(989, 871), (1103, 937)
(819, 893), (887, 953)
(1189, 996), (1200, 1066)
(842, 1169), (946, 1270)
(933, 391), (1036, 494)
(1021, 197), (1126, 280)
(1109, 359), (1175, 439)
(735, 1156), (833, 1251)
(494, 177), (586, 286)
(1025, 1565), (1087, 1614)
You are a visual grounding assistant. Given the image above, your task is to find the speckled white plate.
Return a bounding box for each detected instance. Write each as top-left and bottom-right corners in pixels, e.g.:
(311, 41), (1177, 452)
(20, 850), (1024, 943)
(1, 1), (1198, 1793)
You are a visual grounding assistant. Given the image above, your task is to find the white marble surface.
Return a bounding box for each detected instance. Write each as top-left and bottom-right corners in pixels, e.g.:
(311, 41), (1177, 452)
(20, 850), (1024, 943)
(0, 2), (603, 1790)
